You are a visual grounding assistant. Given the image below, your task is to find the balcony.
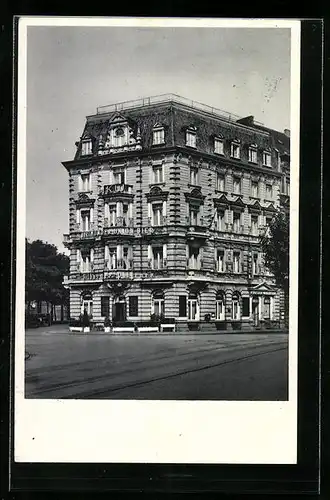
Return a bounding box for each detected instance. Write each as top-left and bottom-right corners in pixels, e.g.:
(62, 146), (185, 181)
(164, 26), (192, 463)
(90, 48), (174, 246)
(104, 269), (134, 281)
(103, 184), (133, 196)
(185, 216), (209, 239)
(69, 271), (103, 283)
(142, 216), (168, 236)
(64, 228), (102, 244)
(103, 222), (136, 237)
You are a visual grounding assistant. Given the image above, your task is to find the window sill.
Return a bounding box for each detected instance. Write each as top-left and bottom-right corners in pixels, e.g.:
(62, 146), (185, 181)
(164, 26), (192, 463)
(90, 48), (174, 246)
(214, 151), (225, 156)
(215, 189), (228, 195)
(151, 142), (165, 147)
(149, 182), (166, 188)
(185, 145), (197, 149)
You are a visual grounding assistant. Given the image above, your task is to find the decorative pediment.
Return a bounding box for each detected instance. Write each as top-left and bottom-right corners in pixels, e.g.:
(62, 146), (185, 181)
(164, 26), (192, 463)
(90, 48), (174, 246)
(213, 194), (230, 207)
(250, 200), (262, 211)
(146, 186), (169, 202)
(264, 203), (277, 213)
(250, 281), (276, 293)
(185, 187), (205, 204)
(230, 196), (245, 209)
(75, 192), (95, 207)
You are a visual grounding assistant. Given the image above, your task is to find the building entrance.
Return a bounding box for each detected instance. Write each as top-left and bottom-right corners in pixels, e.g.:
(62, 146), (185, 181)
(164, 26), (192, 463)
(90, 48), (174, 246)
(113, 301), (126, 322)
(252, 298), (259, 327)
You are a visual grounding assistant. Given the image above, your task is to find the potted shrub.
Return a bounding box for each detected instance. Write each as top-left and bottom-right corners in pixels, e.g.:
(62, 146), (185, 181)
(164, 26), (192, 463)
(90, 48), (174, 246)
(82, 309), (90, 333)
(104, 316), (112, 333)
(69, 317), (83, 333)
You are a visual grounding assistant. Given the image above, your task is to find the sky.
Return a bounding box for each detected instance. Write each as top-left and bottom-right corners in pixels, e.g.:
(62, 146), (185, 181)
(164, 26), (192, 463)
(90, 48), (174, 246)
(25, 24), (291, 253)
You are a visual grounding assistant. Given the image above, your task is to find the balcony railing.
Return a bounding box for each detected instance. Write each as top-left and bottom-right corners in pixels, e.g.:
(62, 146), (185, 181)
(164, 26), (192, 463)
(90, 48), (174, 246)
(104, 269), (134, 281)
(103, 184), (133, 195)
(69, 271), (103, 282)
(103, 225), (136, 237)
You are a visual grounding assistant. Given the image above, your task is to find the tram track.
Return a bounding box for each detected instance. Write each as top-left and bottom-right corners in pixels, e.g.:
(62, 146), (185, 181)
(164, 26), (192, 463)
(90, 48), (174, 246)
(26, 343), (287, 399)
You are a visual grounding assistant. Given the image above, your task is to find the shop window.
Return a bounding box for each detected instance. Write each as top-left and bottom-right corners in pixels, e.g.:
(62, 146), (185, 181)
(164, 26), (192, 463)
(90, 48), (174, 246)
(242, 297), (250, 317)
(216, 291), (225, 320)
(179, 295), (187, 317)
(101, 296), (110, 318)
(129, 296), (138, 317)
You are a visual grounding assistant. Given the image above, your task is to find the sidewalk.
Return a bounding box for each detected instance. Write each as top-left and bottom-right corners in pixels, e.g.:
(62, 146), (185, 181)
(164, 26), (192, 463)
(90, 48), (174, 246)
(26, 324), (288, 336)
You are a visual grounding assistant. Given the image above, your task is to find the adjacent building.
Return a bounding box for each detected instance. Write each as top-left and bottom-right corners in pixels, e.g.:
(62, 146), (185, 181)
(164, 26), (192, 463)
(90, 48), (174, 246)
(62, 94), (290, 330)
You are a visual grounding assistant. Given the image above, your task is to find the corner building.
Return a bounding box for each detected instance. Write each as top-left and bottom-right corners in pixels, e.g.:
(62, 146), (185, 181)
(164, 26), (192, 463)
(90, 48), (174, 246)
(63, 95), (290, 331)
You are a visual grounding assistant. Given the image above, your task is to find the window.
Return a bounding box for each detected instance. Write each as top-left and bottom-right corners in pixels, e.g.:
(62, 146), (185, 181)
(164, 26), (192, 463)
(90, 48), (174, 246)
(216, 209), (225, 231)
(242, 297), (250, 317)
(252, 253), (259, 275)
(80, 251), (91, 273)
(123, 204), (129, 226)
(265, 184), (272, 199)
(263, 151), (271, 167)
(179, 295), (187, 317)
(153, 292), (165, 316)
(107, 204), (116, 226)
(152, 165), (164, 184)
(80, 209), (91, 231)
(251, 181), (259, 198)
(190, 166), (198, 185)
(114, 127), (125, 147)
(101, 296), (110, 318)
(232, 293), (240, 320)
(216, 173), (225, 191)
(251, 215), (258, 235)
(129, 296), (139, 317)
(152, 246), (164, 269)
(188, 246), (200, 269)
(216, 250), (225, 272)
(80, 173), (91, 192)
(214, 137), (224, 155)
(122, 247), (130, 269)
(286, 180), (290, 196)
(216, 292), (225, 320)
(152, 202), (163, 226)
(230, 141), (240, 159)
(233, 251), (240, 273)
(81, 139), (92, 156)
(189, 206), (199, 226)
(264, 296), (271, 319)
(82, 298), (93, 316)
(233, 177), (241, 194)
(248, 147), (257, 163)
(113, 168), (125, 185)
(188, 293), (199, 320)
(186, 129), (197, 148)
(265, 216), (272, 227)
(233, 212), (241, 233)
(105, 246), (117, 269)
(152, 126), (165, 145)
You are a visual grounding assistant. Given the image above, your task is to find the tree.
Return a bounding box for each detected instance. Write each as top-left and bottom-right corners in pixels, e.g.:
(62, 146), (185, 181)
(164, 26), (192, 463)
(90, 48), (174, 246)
(25, 239), (70, 321)
(260, 209), (289, 325)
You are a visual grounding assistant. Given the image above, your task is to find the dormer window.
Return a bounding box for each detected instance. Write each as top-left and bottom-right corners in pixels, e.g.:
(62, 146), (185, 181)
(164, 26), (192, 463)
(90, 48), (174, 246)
(79, 173), (91, 192)
(230, 140), (240, 159)
(214, 137), (224, 155)
(186, 127), (197, 148)
(263, 150), (272, 167)
(248, 144), (258, 163)
(81, 138), (92, 156)
(114, 127), (125, 147)
(152, 124), (165, 145)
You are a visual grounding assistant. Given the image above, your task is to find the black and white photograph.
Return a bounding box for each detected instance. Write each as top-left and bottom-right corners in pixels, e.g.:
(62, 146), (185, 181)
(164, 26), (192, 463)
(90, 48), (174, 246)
(15, 17), (300, 464)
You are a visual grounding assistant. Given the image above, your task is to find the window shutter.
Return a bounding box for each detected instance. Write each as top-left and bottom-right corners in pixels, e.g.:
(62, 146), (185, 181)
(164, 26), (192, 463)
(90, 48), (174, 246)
(104, 245), (109, 265)
(179, 295), (187, 317)
(214, 247), (217, 269)
(163, 244), (167, 265)
(77, 249), (81, 271)
(90, 207), (94, 225)
(148, 202), (152, 219)
(90, 248), (94, 269)
(163, 200), (167, 216)
(109, 169), (113, 184)
(78, 175), (82, 192)
(76, 209), (80, 224)
(186, 244), (189, 267)
(199, 247), (204, 269)
(248, 213), (252, 227)
(117, 245), (122, 260)
(104, 202), (108, 219)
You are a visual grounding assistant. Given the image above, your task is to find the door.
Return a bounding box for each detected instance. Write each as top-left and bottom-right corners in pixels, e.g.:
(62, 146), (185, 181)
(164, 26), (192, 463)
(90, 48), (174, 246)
(252, 298), (259, 326)
(113, 302), (126, 322)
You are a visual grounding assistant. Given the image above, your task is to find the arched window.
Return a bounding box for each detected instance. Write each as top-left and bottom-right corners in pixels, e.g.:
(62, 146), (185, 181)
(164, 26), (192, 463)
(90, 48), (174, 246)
(114, 127), (125, 147)
(232, 292), (241, 320)
(188, 292), (199, 320)
(216, 291), (225, 320)
(153, 291), (165, 316)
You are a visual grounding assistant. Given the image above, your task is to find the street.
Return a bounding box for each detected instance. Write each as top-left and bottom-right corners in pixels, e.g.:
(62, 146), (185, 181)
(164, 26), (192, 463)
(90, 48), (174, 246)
(25, 326), (288, 400)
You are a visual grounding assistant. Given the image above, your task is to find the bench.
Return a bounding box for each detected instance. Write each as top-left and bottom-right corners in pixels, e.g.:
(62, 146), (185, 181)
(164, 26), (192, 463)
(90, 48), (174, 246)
(160, 323), (176, 333)
(137, 326), (159, 333)
(112, 326), (135, 334)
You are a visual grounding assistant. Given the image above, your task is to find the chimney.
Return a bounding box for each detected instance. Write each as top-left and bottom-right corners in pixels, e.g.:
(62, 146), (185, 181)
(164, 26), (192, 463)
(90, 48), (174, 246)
(284, 129), (290, 137)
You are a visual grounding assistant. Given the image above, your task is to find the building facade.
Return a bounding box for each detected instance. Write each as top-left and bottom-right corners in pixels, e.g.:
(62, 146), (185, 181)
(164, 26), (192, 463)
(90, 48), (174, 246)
(63, 94), (290, 330)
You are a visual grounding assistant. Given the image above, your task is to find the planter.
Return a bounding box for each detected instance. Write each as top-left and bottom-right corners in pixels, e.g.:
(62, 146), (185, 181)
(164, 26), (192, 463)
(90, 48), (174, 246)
(160, 323), (176, 333)
(83, 326), (90, 333)
(104, 326), (111, 333)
